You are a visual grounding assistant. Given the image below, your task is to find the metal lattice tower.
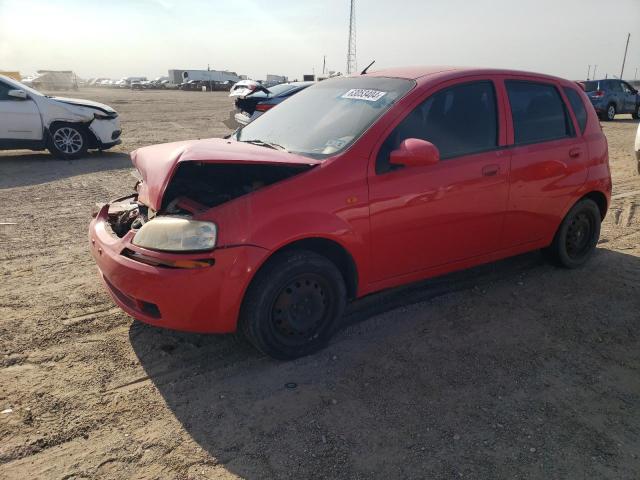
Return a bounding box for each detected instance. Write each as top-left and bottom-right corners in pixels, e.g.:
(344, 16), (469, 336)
(346, 0), (357, 74)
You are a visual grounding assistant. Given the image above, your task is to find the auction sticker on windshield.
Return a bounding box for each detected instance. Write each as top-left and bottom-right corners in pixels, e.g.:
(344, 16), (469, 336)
(341, 89), (387, 102)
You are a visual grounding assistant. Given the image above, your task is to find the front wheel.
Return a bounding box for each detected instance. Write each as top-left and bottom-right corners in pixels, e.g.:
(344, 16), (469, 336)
(48, 124), (88, 158)
(632, 104), (640, 120)
(239, 250), (347, 360)
(543, 198), (601, 268)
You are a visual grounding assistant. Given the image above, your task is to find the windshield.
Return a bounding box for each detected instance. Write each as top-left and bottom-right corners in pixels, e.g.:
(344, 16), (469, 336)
(2, 76), (44, 97)
(236, 76), (415, 158)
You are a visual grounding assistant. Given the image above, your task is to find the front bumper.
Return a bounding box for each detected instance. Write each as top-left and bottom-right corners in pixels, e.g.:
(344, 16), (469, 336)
(89, 117), (122, 148)
(88, 203), (269, 333)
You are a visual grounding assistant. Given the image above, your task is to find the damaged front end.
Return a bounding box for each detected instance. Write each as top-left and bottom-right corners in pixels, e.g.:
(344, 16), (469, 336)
(98, 139), (318, 246)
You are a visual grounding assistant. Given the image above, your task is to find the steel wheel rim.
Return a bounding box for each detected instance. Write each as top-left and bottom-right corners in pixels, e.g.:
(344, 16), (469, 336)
(270, 273), (332, 345)
(607, 105), (615, 120)
(53, 127), (83, 154)
(566, 212), (594, 259)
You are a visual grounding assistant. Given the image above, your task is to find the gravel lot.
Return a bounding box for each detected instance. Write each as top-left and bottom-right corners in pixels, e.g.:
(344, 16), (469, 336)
(1, 88), (639, 480)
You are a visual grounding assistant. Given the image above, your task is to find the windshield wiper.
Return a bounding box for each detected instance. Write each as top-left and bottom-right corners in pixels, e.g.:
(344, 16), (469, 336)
(240, 139), (288, 152)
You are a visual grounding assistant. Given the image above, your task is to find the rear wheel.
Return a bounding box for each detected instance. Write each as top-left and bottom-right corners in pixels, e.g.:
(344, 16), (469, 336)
(605, 103), (616, 121)
(240, 250), (346, 360)
(543, 198), (601, 268)
(48, 124), (88, 158)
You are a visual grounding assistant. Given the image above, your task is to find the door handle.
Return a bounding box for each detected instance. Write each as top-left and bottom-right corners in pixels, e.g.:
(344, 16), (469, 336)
(482, 164), (499, 176)
(569, 147), (582, 158)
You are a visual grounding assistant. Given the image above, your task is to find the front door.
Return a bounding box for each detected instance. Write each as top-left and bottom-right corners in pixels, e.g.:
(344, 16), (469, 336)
(368, 79), (510, 282)
(621, 82), (637, 113)
(0, 81), (42, 141)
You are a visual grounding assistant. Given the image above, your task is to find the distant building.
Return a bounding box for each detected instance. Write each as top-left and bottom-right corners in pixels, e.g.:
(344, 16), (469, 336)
(24, 70), (78, 90)
(0, 71), (20, 81)
(266, 74), (287, 84)
(168, 69), (241, 84)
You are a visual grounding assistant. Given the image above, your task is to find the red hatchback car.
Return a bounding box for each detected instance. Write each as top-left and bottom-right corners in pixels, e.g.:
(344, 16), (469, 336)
(89, 66), (611, 359)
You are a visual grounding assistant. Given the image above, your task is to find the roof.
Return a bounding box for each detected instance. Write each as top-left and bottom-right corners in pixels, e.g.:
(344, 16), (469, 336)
(363, 66), (569, 84)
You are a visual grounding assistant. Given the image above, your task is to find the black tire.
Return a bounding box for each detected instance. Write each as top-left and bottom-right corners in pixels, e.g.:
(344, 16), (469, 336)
(604, 103), (616, 121)
(239, 250), (347, 360)
(543, 198), (601, 268)
(47, 123), (89, 159)
(632, 104), (640, 120)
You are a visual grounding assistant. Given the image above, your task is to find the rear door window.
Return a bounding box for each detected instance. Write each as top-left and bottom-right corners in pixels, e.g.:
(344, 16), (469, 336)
(563, 87), (588, 133)
(609, 81), (623, 93)
(506, 81), (574, 145)
(377, 81), (498, 172)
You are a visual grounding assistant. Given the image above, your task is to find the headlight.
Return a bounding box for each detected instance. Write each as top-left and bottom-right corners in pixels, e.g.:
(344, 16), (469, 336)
(94, 112), (114, 120)
(132, 217), (217, 252)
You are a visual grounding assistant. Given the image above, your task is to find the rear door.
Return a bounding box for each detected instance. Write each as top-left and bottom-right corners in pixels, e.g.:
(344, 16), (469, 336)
(0, 80), (42, 141)
(368, 78), (510, 281)
(608, 80), (624, 112)
(500, 78), (587, 247)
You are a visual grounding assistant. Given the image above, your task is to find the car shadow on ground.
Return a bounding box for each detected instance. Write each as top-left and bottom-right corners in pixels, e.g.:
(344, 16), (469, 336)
(129, 248), (640, 478)
(0, 151), (131, 189)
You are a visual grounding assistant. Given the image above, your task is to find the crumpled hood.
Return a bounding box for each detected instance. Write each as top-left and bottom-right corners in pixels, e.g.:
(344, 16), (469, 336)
(52, 96), (117, 115)
(131, 138), (320, 211)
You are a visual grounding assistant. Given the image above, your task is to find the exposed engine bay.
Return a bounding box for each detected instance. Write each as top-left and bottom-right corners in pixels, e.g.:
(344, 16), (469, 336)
(106, 162), (313, 238)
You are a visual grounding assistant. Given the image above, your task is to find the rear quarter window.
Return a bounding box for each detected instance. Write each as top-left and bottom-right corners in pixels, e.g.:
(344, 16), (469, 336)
(563, 87), (588, 133)
(583, 81), (598, 92)
(506, 81), (574, 145)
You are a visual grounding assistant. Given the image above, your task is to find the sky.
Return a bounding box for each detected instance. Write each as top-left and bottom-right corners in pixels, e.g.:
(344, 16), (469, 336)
(1, 0), (639, 81)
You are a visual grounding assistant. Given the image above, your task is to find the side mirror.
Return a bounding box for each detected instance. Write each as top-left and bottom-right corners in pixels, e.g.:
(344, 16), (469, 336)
(8, 89), (27, 100)
(389, 138), (440, 168)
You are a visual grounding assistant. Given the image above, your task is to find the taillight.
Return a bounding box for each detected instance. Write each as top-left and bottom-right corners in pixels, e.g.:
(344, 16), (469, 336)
(255, 103), (274, 112)
(593, 90), (605, 98)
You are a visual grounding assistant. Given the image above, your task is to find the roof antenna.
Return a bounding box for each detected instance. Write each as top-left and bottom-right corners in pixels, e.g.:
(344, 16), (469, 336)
(361, 60), (375, 75)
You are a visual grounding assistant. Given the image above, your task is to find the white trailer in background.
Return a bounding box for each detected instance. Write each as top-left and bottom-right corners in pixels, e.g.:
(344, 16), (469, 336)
(168, 69), (241, 84)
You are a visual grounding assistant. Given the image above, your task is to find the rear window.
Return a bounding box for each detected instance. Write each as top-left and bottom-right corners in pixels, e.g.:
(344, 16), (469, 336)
(563, 87), (588, 133)
(249, 83), (298, 99)
(583, 81), (598, 92)
(506, 81), (574, 145)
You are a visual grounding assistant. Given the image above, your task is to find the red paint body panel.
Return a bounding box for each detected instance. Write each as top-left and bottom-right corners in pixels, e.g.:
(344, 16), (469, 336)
(132, 138), (320, 211)
(89, 204), (270, 333)
(89, 66), (611, 333)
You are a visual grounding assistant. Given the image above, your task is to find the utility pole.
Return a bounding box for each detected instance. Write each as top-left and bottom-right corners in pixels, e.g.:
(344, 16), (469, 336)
(323, 55), (326, 75)
(593, 65), (598, 79)
(620, 33), (630, 80)
(346, 0), (357, 74)
(587, 65), (591, 80)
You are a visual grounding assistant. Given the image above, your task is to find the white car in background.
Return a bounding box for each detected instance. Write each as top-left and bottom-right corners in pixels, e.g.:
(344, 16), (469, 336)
(0, 74), (121, 158)
(229, 79), (260, 98)
(635, 122), (640, 174)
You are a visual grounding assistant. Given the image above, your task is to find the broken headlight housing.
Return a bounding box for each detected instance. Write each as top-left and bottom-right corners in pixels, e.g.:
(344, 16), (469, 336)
(132, 217), (217, 252)
(93, 112), (114, 120)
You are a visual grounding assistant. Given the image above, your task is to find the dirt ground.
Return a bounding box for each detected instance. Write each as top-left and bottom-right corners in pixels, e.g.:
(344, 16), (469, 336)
(1, 88), (639, 480)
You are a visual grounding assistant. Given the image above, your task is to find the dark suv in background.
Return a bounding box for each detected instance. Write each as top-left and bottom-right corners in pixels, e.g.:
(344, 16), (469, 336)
(582, 79), (640, 120)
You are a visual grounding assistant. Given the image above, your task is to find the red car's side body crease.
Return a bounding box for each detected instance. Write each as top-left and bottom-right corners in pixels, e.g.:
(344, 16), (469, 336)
(89, 67), (611, 334)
